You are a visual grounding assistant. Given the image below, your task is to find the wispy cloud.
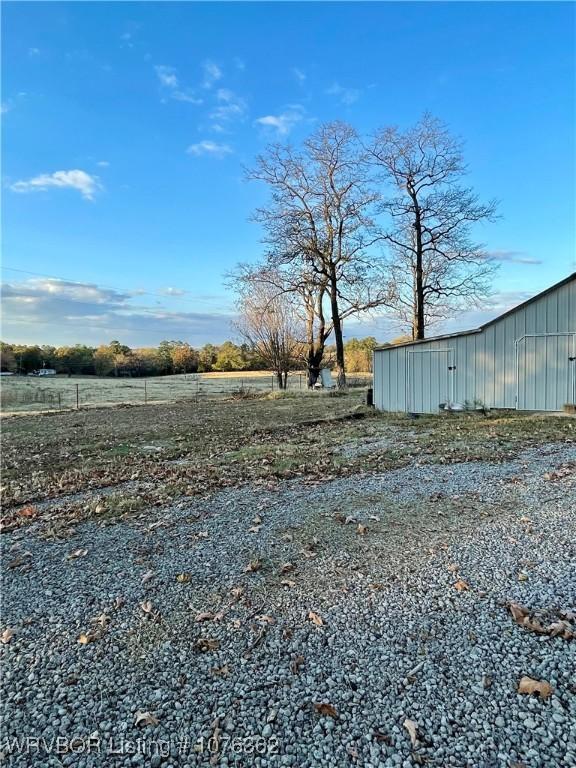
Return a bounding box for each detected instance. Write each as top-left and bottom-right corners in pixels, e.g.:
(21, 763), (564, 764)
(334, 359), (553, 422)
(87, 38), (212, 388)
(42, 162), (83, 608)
(483, 250), (542, 265)
(292, 67), (306, 83)
(97, 160), (110, 168)
(209, 88), (247, 127)
(161, 287), (188, 297)
(1, 102), (12, 115)
(186, 140), (233, 158)
(233, 57), (246, 72)
(255, 105), (305, 136)
(202, 59), (223, 89)
(155, 65), (203, 105)
(28, 47), (41, 57)
(326, 81), (361, 105)
(10, 170), (102, 201)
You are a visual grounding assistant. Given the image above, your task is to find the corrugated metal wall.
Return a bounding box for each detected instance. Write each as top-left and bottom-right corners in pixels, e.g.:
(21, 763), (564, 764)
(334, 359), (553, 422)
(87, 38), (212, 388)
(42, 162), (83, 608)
(373, 276), (576, 413)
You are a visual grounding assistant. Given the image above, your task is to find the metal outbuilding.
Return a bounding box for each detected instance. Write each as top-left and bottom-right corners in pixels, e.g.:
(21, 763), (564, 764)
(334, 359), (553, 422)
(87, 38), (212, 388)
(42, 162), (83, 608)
(373, 273), (576, 413)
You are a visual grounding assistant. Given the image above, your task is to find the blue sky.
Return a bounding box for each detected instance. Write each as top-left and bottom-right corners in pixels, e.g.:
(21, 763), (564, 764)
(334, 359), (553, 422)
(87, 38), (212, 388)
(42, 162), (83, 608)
(2, 1), (575, 347)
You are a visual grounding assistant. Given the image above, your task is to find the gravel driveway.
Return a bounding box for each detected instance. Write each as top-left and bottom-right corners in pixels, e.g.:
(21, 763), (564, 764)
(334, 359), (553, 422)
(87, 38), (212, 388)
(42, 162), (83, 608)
(1, 442), (575, 767)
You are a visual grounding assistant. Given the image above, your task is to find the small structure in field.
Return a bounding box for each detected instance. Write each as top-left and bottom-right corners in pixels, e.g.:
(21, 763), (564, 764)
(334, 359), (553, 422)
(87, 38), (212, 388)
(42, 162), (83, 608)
(373, 273), (575, 414)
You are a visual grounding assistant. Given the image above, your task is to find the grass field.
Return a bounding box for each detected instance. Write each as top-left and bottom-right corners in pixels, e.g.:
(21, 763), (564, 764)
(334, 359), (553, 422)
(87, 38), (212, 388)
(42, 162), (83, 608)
(0, 371), (373, 414)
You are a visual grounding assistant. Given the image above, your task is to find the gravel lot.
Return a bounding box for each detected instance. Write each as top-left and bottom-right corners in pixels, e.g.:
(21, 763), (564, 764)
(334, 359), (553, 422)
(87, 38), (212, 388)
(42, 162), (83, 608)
(1, 438), (575, 767)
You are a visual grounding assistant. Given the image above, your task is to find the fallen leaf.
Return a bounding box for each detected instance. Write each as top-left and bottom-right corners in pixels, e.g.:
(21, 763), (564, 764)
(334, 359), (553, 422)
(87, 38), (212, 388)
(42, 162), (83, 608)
(134, 711), (159, 727)
(212, 664), (230, 677)
(17, 506), (37, 519)
(248, 525), (261, 534)
(245, 559), (262, 573)
(113, 596), (125, 610)
(403, 718), (418, 747)
(291, 655), (304, 673)
(518, 676), (553, 698)
(368, 515), (381, 522)
(141, 570), (155, 584)
(66, 548), (88, 560)
(91, 613), (110, 628)
(194, 637), (219, 653)
(280, 562), (295, 574)
(454, 579), (469, 592)
(281, 579), (296, 588)
(356, 523), (368, 535)
(230, 586), (244, 599)
(344, 516), (356, 525)
(447, 563), (459, 573)
(252, 514), (262, 525)
(78, 630), (102, 644)
(256, 615), (275, 624)
(176, 573), (191, 583)
(518, 572), (529, 582)
(308, 611), (324, 627)
(140, 600), (154, 615)
(1, 628), (15, 644)
(314, 702), (338, 718)
(195, 612), (214, 623)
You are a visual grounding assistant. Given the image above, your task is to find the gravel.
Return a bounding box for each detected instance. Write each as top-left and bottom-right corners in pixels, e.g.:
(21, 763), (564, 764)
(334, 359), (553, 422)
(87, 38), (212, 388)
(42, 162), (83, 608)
(1, 441), (575, 767)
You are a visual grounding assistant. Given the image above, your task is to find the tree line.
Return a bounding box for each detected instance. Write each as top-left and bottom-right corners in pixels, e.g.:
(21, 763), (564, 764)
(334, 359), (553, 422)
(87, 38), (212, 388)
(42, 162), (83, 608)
(230, 113), (497, 388)
(0, 337), (381, 378)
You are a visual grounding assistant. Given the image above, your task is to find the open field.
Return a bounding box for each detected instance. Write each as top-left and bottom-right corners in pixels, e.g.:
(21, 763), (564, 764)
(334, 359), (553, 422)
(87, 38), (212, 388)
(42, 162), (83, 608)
(0, 372), (372, 414)
(1, 393), (575, 767)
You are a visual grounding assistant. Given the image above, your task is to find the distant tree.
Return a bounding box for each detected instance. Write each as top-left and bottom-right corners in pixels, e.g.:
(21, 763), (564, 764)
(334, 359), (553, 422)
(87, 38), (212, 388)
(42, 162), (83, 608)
(234, 274), (302, 389)
(198, 344), (218, 372)
(171, 344), (197, 373)
(370, 113), (498, 339)
(344, 337), (378, 373)
(13, 345), (43, 374)
(0, 343), (16, 372)
(213, 341), (245, 372)
(94, 345), (115, 376)
(54, 345), (95, 375)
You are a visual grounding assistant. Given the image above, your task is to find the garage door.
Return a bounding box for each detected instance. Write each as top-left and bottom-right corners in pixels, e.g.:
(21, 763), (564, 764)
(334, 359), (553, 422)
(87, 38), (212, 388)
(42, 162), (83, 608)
(407, 349), (454, 413)
(516, 333), (575, 411)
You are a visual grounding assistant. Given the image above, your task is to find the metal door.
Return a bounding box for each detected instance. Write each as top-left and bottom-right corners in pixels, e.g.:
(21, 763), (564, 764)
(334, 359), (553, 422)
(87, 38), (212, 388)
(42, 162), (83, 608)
(407, 349), (454, 413)
(516, 333), (575, 411)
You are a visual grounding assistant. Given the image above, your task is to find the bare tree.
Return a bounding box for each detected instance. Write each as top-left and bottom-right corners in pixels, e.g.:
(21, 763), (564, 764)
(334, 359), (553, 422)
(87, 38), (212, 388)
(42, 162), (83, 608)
(234, 270), (301, 389)
(248, 121), (389, 387)
(370, 114), (498, 339)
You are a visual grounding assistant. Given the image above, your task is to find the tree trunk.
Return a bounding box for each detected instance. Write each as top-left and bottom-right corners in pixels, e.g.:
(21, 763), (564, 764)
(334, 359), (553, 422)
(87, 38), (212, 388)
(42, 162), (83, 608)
(329, 274), (346, 388)
(276, 371), (284, 390)
(410, 187), (425, 340)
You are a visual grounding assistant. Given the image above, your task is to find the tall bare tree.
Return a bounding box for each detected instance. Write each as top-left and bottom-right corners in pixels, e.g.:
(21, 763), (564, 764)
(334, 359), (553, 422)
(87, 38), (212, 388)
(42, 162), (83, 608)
(249, 121), (389, 387)
(370, 114), (498, 339)
(234, 270), (301, 389)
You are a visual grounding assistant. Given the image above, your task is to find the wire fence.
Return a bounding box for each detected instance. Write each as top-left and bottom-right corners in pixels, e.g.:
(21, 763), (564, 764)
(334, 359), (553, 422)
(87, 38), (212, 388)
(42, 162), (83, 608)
(0, 373), (373, 414)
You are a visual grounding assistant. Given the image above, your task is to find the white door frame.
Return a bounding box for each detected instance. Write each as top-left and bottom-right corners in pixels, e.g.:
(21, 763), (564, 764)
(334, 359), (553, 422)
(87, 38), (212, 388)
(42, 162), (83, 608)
(515, 332), (576, 410)
(406, 348), (455, 412)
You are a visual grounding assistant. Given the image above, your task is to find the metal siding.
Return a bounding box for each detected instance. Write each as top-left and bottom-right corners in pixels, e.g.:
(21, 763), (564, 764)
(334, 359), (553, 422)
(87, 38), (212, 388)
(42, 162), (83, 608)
(373, 276), (575, 412)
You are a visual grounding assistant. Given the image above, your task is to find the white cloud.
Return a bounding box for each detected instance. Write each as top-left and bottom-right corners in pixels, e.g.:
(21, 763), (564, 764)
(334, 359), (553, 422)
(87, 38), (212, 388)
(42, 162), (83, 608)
(292, 67), (306, 83)
(28, 47), (41, 57)
(10, 170), (102, 201)
(161, 287), (188, 297)
(97, 160), (110, 167)
(255, 105), (305, 136)
(209, 88), (247, 126)
(155, 65), (203, 105)
(233, 57), (246, 71)
(186, 140), (233, 158)
(1, 102), (12, 115)
(202, 59), (223, 89)
(326, 82), (361, 105)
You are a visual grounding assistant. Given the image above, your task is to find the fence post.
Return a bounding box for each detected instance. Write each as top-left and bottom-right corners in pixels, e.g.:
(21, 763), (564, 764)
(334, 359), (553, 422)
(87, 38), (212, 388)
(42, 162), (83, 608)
(58, 392), (61, 410)
(271, 375), (274, 391)
(75, 383), (79, 410)
(144, 380), (147, 404)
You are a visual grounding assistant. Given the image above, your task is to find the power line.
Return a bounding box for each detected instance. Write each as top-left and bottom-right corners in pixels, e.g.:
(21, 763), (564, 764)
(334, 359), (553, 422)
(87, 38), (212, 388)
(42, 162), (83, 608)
(0, 265), (222, 308)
